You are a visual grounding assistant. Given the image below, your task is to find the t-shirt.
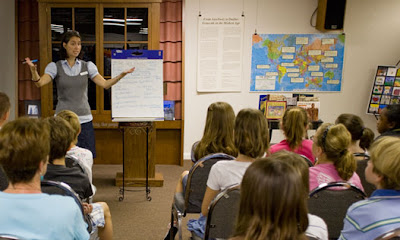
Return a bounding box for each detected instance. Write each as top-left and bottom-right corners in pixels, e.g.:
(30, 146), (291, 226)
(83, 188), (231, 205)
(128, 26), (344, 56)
(0, 192), (89, 240)
(309, 163), (364, 192)
(270, 139), (315, 164)
(44, 164), (93, 200)
(307, 214), (328, 240)
(67, 146), (93, 184)
(207, 160), (252, 191)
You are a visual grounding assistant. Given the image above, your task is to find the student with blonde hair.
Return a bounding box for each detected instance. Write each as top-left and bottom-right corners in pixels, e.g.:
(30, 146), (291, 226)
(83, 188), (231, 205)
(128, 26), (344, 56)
(191, 101), (237, 163)
(57, 110), (94, 190)
(0, 92), (10, 128)
(340, 137), (400, 239)
(309, 123), (363, 191)
(231, 156), (309, 240)
(187, 108), (269, 239)
(335, 113), (374, 160)
(270, 107), (315, 164)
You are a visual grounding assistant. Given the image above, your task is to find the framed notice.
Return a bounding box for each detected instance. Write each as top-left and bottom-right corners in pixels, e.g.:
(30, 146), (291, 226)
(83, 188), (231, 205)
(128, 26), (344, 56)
(265, 101), (287, 119)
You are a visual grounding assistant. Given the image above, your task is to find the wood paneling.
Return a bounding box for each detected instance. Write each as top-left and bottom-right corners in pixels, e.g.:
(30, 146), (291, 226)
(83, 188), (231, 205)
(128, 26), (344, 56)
(94, 129), (123, 164)
(155, 129), (181, 165)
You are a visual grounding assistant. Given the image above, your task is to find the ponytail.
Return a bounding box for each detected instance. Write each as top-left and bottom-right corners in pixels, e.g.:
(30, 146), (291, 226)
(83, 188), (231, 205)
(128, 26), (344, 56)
(282, 107), (308, 150)
(317, 123), (356, 180)
(359, 127), (375, 150)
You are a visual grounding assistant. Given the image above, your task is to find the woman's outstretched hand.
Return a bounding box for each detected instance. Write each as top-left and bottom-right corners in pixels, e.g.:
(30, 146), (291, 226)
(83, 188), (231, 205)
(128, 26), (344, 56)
(123, 67), (135, 75)
(24, 57), (37, 71)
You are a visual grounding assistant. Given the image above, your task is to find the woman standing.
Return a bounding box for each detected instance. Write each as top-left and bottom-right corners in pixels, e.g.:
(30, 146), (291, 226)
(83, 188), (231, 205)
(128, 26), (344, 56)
(25, 30), (134, 157)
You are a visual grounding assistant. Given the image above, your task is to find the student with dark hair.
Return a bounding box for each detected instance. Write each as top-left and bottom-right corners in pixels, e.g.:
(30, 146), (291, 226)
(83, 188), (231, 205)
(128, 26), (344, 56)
(376, 104), (400, 139)
(185, 108), (269, 239)
(43, 116), (113, 240)
(0, 118), (89, 239)
(336, 113), (375, 160)
(340, 137), (400, 239)
(309, 123), (364, 191)
(231, 156), (309, 240)
(270, 107), (315, 164)
(25, 30), (135, 158)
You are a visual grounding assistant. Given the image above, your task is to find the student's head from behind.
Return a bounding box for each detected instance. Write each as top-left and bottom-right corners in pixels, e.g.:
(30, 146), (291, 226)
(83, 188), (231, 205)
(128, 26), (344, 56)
(234, 157), (308, 240)
(367, 136), (400, 190)
(377, 105), (400, 134)
(336, 113), (375, 149)
(281, 106), (308, 150)
(313, 123), (356, 181)
(0, 92), (11, 126)
(60, 30), (82, 60)
(57, 110), (81, 145)
(195, 102), (238, 159)
(270, 150), (309, 193)
(44, 116), (74, 163)
(234, 108), (269, 158)
(0, 118), (50, 184)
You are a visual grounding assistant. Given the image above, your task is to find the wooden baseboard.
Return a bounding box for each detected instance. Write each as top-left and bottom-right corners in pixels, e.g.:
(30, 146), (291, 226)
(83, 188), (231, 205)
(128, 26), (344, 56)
(115, 172), (164, 187)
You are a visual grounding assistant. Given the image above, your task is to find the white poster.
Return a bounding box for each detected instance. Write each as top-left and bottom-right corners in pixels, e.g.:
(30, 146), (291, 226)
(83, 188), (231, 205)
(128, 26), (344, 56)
(197, 16), (244, 92)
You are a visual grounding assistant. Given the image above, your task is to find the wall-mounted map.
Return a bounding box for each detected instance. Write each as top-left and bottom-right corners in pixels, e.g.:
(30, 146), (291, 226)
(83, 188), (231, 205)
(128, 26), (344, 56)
(250, 34), (345, 92)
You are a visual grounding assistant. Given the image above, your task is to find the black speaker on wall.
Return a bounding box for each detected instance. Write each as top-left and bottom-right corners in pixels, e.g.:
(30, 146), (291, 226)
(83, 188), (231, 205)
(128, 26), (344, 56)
(316, 0), (346, 31)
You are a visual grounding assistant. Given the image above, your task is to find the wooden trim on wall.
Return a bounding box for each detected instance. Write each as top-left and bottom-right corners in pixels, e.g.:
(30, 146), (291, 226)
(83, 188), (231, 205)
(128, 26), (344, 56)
(14, 0), (19, 119)
(38, 0), (162, 3)
(181, 0), (185, 163)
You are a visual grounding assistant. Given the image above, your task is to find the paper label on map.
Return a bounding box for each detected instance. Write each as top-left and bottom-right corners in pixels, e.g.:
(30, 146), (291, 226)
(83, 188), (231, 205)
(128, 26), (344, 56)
(311, 72), (323, 77)
(325, 64), (338, 68)
(282, 54), (294, 59)
(327, 80), (340, 84)
(324, 51), (337, 57)
(308, 65), (320, 71)
(322, 38), (335, 45)
(257, 65), (270, 69)
(296, 37), (309, 45)
(308, 50), (322, 56)
(288, 73), (299, 77)
(286, 68), (300, 73)
(291, 78), (304, 83)
(255, 76), (276, 90)
(321, 57), (334, 63)
(265, 72), (278, 76)
(281, 62), (295, 67)
(282, 47), (295, 53)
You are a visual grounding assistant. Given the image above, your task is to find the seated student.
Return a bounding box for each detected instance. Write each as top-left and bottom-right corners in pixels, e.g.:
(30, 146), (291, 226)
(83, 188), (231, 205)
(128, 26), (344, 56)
(43, 116), (113, 240)
(376, 104), (400, 139)
(0, 91), (11, 191)
(309, 123), (364, 191)
(57, 110), (95, 193)
(231, 155), (310, 240)
(187, 108), (269, 239)
(340, 137), (400, 239)
(269, 106), (315, 164)
(190, 102), (237, 163)
(272, 151), (328, 240)
(0, 118), (89, 239)
(335, 113), (374, 160)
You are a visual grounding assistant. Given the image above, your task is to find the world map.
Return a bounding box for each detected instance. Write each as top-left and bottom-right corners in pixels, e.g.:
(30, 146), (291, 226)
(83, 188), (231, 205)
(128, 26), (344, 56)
(250, 34), (345, 92)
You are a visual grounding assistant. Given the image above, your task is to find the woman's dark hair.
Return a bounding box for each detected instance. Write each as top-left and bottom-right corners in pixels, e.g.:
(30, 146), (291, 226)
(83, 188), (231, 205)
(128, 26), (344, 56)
(60, 30), (83, 59)
(336, 113), (375, 150)
(386, 104), (400, 129)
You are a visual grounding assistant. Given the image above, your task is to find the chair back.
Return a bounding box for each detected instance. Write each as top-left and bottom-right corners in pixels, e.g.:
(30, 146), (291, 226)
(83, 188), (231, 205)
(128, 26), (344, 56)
(300, 154), (314, 167)
(0, 235), (20, 240)
(65, 155), (86, 175)
(375, 227), (400, 240)
(204, 185), (240, 240)
(41, 180), (92, 233)
(184, 153), (235, 214)
(308, 182), (366, 239)
(355, 157), (376, 197)
(0, 165), (8, 191)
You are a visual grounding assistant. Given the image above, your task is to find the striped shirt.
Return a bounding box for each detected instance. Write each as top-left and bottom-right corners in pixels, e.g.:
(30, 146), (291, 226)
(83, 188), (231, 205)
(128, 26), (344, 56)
(339, 189), (400, 240)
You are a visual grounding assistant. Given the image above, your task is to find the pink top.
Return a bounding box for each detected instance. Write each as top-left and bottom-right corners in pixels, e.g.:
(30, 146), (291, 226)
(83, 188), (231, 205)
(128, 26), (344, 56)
(270, 139), (315, 164)
(309, 163), (364, 192)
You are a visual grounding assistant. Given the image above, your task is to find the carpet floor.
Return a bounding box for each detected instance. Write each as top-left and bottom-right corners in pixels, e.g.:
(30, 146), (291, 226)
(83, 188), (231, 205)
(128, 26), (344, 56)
(92, 161), (197, 240)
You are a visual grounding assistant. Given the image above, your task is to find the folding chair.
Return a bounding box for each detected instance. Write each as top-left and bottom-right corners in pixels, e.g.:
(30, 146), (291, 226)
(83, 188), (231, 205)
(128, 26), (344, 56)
(0, 235), (20, 240)
(300, 154), (314, 167)
(203, 185), (240, 240)
(65, 155), (86, 175)
(354, 153), (376, 197)
(41, 180), (93, 233)
(308, 182), (366, 239)
(375, 227), (400, 240)
(169, 153), (235, 240)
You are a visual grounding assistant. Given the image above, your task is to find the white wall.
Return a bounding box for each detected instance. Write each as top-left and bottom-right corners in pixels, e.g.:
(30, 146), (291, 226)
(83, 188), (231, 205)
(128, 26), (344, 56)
(183, 0), (400, 159)
(0, 1), (16, 120)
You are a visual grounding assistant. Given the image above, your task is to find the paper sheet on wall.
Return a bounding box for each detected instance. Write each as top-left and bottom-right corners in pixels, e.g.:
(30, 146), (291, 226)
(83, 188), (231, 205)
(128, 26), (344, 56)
(111, 50), (164, 122)
(197, 16), (244, 92)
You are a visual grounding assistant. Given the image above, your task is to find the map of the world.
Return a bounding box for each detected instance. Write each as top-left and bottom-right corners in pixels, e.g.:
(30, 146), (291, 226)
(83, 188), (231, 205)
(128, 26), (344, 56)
(250, 34), (345, 92)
